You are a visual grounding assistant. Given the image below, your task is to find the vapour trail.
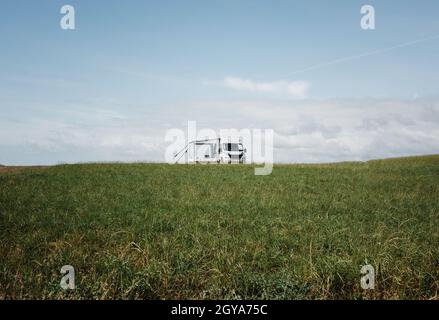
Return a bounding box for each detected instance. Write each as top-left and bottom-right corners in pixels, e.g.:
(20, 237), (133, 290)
(278, 33), (439, 79)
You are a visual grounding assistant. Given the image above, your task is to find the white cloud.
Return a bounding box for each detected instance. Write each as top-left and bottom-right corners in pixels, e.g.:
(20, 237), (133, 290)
(179, 98), (439, 163)
(223, 76), (309, 98)
(1, 98), (439, 165)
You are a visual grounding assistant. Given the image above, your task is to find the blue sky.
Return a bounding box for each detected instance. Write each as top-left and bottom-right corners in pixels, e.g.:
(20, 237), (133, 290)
(1, 1), (439, 164)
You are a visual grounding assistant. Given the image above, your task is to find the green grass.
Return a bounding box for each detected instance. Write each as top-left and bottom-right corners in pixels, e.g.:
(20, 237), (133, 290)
(1, 156), (438, 299)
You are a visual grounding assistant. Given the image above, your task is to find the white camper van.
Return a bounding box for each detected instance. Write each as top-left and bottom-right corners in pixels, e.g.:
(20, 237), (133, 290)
(174, 138), (247, 164)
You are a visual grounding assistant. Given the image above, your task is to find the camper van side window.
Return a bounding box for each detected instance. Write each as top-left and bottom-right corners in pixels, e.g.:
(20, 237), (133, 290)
(224, 143), (240, 151)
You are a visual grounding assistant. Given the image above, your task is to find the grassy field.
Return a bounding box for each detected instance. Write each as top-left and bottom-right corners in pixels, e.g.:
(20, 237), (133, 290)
(0, 156), (438, 299)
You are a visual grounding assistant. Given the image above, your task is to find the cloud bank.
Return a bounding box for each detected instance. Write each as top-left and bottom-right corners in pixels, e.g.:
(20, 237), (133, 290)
(1, 98), (439, 165)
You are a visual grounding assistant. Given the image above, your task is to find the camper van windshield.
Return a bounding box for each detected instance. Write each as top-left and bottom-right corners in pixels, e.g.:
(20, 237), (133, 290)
(225, 143), (241, 151)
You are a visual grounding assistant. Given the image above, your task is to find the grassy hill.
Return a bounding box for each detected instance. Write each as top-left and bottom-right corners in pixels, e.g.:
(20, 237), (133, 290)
(1, 156), (438, 299)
